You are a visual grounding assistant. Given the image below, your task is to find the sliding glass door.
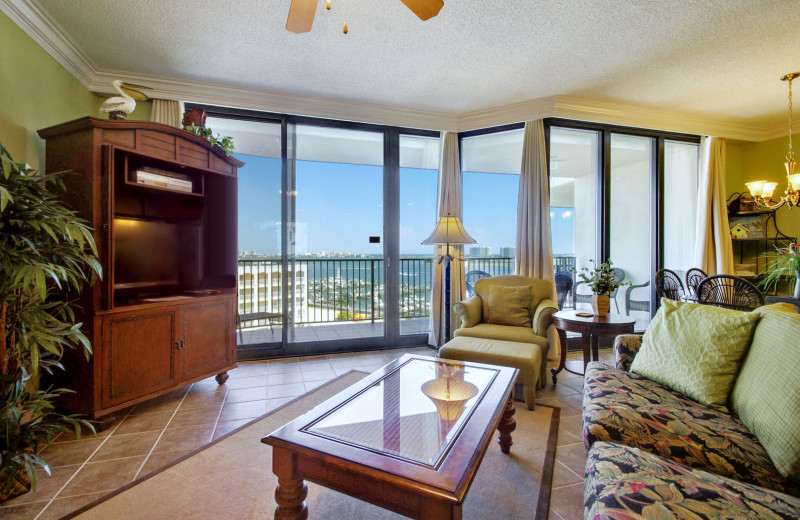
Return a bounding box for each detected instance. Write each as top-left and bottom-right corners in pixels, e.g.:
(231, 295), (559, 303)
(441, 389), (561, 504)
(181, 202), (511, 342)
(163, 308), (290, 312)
(609, 133), (655, 329)
(398, 135), (439, 336)
(204, 109), (437, 357)
(549, 127), (600, 310)
(290, 124), (385, 343)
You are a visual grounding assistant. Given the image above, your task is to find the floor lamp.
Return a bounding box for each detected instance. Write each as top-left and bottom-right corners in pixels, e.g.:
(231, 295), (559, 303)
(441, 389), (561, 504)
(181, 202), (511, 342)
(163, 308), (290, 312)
(422, 214), (476, 343)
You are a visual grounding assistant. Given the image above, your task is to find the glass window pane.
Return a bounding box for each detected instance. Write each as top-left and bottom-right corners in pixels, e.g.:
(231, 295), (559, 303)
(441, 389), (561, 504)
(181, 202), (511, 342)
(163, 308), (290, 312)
(610, 133), (653, 330)
(294, 125), (384, 342)
(461, 129), (523, 281)
(399, 135), (439, 335)
(207, 117), (283, 346)
(549, 127), (599, 310)
(664, 141), (700, 272)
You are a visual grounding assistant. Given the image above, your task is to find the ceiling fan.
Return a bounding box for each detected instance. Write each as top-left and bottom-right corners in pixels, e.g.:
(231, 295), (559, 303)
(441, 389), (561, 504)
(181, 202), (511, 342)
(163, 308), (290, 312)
(286, 0), (444, 34)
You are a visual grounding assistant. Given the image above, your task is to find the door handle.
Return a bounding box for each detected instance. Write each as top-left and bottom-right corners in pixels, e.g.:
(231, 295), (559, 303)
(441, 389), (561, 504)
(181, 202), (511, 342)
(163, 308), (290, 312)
(175, 340), (185, 350)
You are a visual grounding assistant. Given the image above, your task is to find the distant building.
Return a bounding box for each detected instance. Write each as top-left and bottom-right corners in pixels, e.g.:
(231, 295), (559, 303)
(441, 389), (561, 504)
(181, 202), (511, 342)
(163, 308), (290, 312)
(469, 246), (491, 257)
(238, 262), (308, 324)
(499, 247), (515, 258)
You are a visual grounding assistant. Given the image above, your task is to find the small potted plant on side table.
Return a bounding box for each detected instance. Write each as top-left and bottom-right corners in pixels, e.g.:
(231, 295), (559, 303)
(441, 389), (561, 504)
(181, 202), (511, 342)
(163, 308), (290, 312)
(575, 259), (627, 317)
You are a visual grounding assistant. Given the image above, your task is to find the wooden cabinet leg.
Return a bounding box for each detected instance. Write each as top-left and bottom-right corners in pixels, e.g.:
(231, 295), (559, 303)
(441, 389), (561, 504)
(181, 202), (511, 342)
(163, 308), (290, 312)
(215, 371), (229, 385)
(92, 414), (116, 432)
(497, 396), (516, 454)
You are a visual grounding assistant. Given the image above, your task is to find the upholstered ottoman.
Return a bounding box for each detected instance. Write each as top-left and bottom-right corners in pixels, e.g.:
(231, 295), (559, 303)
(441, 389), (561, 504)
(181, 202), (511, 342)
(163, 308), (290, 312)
(439, 336), (541, 410)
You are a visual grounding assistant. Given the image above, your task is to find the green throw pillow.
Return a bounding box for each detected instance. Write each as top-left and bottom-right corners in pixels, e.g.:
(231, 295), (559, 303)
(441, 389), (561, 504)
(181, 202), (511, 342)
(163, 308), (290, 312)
(486, 285), (532, 328)
(629, 298), (759, 412)
(730, 303), (800, 481)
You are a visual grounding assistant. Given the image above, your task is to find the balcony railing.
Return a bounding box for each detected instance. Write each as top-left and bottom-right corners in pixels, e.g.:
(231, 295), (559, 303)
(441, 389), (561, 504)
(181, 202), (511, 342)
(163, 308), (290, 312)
(238, 255), (575, 329)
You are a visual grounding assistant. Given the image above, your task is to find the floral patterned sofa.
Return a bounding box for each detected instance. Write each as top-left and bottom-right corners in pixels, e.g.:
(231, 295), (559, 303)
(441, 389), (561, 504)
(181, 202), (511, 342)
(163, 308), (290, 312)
(582, 313), (800, 519)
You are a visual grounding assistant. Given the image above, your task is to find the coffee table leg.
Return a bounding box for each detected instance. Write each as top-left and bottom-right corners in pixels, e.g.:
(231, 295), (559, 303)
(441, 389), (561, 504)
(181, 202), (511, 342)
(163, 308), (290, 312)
(497, 396), (516, 454)
(273, 449), (308, 520)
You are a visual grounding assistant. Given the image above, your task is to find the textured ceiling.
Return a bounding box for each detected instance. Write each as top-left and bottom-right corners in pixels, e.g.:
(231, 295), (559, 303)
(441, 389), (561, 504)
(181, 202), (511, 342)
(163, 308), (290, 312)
(34, 0), (800, 129)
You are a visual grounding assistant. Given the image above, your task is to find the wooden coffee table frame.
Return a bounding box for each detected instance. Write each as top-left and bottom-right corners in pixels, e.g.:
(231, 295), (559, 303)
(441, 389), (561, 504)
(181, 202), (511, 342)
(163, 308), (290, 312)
(263, 354), (518, 520)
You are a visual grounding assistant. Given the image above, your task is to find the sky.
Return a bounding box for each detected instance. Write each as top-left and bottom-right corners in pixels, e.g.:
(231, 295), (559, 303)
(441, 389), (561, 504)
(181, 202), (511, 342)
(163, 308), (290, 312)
(236, 153), (574, 256)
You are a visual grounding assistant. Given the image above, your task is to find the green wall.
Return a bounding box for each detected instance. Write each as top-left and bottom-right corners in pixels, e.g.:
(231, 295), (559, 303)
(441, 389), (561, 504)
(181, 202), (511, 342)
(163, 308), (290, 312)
(0, 11), (150, 170)
(726, 136), (800, 242)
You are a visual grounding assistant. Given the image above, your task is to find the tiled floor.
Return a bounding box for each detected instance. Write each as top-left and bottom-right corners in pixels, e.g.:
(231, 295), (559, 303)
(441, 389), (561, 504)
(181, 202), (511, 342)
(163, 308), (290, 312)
(1, 346), (600, 520)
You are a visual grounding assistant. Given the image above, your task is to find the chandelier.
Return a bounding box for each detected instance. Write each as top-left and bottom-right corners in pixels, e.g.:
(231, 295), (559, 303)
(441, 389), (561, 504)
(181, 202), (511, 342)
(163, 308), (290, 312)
(746, 72), (800, 210)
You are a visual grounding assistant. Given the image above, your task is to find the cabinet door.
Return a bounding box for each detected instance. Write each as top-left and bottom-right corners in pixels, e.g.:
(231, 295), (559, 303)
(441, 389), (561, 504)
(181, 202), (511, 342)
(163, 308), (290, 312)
(180, 297), (235, 380)
(101, 307), (179, 409)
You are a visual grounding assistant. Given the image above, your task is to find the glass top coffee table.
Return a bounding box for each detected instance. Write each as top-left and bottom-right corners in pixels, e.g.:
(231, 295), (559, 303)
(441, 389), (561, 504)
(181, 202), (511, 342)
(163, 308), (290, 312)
(262, 354), (519, 519)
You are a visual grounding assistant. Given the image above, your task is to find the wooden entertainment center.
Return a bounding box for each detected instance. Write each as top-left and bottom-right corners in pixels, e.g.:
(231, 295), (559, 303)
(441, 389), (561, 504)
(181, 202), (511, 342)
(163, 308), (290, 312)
(38, 118), (243, 421)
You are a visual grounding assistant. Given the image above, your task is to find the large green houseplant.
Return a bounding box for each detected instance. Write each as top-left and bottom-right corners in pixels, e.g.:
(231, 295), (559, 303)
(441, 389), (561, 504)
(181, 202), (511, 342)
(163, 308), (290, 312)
(0, 143), (101, 500)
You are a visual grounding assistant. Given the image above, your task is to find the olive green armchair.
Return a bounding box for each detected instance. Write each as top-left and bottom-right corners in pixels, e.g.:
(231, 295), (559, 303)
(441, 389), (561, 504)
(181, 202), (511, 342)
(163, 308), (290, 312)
(452, 275), (559, 387)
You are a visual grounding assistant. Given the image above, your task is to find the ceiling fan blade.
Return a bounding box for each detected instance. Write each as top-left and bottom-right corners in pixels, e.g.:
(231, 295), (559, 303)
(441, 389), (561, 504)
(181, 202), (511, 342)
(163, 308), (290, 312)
(286, 0), (317, 34)
(400, 0), (444, 21)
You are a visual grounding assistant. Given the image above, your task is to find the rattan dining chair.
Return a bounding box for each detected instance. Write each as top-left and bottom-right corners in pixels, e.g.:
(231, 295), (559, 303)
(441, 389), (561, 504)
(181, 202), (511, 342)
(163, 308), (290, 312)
(696, 274), (765, 311)
(685, 267), (707, 301)
(655, 269), (685, 301)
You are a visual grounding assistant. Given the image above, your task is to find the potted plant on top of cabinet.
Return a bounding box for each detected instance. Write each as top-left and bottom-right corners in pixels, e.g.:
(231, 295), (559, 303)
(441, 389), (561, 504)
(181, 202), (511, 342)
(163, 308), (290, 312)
(0, 143), (101, 501)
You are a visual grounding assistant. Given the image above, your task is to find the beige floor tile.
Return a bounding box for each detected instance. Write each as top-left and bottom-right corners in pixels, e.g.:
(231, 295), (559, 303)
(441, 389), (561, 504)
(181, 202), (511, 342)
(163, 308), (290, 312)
(266, 382), (306, 399)
(114, 411), (174, 435)
(226, 386), (268, 403)
(0, 465), (78, 506)
(168, 405), (223, 429)
(212, 418), (254, 440)
(265, 371), (304, 385)
(61, 456), (145, 496)
(549, 482), (584, 520)
(40, 438), (104, 467)
(90, 431), (160, 462)
(559, 414), (584, 438)
(301, 368), (336, 382)
(38, 491), (108, 520)
(218, 400), (269, 422)
(0, 500), (48, 520)
(552, 460), (584, 488)
(138, 450), (192, 477)
(178, 389), (228, 409)
(152, 424), (215, 454)
(555, 442), (589, 476)
(226, 375), (270, 390)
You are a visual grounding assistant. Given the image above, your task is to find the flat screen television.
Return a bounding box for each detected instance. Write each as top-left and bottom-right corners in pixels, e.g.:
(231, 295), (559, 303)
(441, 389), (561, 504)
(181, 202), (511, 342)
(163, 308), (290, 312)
(114, 218), (200, 292)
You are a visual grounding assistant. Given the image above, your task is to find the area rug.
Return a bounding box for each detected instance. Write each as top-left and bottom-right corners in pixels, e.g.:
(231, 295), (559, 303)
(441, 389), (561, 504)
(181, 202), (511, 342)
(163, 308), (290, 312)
(65, 371), (560, 520)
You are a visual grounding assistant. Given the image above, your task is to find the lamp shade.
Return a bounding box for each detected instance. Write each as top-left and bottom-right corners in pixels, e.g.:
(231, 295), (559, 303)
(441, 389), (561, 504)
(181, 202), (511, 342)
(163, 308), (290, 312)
(421, 215), (476, 246)
(421, 378), (479, 422)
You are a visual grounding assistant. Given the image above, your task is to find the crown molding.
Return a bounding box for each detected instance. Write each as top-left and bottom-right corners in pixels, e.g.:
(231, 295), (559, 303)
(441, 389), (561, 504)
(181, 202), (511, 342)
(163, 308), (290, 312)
(455, 97), (557, 132)
(88, 69), (460, 131)
(549, 96), (769, 142)
(2, 0), (787, 141)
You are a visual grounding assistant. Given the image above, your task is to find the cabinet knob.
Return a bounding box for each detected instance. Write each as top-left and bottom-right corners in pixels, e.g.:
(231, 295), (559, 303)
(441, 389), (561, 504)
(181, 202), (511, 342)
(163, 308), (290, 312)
(175, 340), (185, 350)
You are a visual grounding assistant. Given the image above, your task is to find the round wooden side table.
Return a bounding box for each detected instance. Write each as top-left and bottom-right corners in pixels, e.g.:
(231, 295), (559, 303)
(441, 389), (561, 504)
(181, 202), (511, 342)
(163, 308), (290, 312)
(550, 310), (636, 385)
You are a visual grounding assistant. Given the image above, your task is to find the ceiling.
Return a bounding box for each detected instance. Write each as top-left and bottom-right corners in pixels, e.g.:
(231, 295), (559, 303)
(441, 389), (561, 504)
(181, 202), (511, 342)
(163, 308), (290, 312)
(12, 0), (800, 135)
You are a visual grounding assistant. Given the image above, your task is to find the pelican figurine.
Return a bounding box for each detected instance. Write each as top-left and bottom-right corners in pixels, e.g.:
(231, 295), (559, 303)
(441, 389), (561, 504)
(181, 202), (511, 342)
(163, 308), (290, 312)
(100, 80), (151, 120)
